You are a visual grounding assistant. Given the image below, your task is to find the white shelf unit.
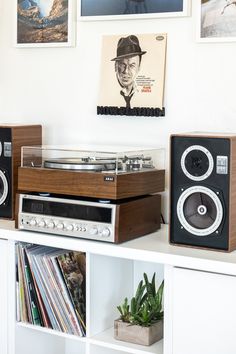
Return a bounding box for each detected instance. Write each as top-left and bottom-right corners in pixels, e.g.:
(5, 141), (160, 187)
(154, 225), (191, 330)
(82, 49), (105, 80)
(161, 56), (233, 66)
(2, 222), (236, 354)
(4, 225), (165, 354)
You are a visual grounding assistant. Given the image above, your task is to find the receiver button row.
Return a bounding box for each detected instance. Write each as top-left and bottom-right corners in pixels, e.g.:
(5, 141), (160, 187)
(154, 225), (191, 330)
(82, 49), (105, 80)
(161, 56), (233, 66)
(77, 226), (87, 232)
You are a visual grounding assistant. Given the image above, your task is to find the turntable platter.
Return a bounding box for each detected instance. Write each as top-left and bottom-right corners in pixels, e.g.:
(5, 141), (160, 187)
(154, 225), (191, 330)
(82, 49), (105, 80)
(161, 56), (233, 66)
(44, 158), (122, 171)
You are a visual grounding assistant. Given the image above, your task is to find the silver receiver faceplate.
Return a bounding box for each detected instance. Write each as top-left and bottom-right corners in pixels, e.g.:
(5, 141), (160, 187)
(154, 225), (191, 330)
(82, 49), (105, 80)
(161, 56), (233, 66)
(18, 194), (116, 243)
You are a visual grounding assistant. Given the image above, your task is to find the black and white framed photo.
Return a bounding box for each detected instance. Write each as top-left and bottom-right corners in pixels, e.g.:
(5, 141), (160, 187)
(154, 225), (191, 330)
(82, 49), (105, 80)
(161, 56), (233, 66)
(198, 0), (236, 42)
(97, 33), (167, 117)
(79, 0), (190, 21)
(16, 0), (75, 47)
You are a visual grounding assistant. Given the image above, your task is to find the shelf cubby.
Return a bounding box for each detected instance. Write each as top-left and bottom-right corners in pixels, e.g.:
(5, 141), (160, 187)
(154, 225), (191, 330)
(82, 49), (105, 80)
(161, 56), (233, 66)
(14, 245), (164, 354)
(88, 254), (133, 337)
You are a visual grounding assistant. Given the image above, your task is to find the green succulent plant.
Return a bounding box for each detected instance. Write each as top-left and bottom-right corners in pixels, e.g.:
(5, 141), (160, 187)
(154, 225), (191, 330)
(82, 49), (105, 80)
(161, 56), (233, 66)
(117, 273), (164, 327)
(117, 297), (130, 322)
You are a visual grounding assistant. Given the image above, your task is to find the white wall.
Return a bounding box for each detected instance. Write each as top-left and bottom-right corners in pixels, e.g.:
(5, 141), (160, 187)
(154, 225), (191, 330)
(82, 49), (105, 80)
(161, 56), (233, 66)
(1, 1), (236, 218)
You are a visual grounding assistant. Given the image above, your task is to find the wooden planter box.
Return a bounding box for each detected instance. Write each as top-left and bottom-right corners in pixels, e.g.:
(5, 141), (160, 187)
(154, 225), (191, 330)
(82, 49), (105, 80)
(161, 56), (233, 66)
(114, 319), (163, 346)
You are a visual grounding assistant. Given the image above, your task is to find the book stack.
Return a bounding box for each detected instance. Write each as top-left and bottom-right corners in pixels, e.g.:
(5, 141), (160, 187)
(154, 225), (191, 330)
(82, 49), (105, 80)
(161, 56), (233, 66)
(16, 243), (86, 336)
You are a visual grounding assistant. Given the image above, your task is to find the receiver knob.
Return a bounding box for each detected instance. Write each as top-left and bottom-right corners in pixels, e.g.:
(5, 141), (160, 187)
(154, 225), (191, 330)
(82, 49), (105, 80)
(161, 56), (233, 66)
(90, 227), (98, 236)
(101, 228), (110, 237)
(38, 220), (46, 228)
(47, 221), (55, 229)
(57, 222), (64, 230)
(66, 224), (74, 232)
(29, 219), (37, 227)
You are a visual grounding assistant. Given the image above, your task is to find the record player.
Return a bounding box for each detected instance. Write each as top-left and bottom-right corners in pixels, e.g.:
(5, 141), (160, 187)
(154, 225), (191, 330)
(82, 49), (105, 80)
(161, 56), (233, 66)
(18, 145), (165, 200)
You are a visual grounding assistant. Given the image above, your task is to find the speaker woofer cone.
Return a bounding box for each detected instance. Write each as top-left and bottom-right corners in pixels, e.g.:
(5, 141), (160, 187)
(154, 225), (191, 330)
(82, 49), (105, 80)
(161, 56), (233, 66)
(177, 186), (223, 236)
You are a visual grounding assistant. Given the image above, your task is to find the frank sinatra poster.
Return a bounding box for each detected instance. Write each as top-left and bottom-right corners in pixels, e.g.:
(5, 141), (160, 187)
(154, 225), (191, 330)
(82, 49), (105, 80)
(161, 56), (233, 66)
(97, 33), (167, 117)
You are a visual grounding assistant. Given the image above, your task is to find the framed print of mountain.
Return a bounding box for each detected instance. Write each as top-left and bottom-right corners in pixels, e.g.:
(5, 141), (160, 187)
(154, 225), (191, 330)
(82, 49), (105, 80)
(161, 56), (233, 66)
(16, 0), (74, 47)
(79, 0), (191, 21)
(198, 0), (236, 42)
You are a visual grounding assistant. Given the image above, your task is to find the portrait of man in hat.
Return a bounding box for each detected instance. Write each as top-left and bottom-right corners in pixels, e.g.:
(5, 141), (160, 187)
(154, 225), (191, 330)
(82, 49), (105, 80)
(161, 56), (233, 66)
(98, 33), (167, 115)
(111, 35), (146, 108)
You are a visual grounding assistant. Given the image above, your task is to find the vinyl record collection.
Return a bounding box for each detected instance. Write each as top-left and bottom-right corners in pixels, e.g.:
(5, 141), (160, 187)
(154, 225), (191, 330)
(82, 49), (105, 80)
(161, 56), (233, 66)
(16, 243), (86, 336)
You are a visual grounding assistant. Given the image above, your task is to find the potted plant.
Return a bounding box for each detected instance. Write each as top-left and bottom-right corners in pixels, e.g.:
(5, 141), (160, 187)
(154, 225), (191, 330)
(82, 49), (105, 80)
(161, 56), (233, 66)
(114, 273), (164, 346)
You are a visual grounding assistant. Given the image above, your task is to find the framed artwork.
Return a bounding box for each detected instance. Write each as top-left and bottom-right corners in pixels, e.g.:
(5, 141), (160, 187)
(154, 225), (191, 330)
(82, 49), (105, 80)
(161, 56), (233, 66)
(78, 0), (191, 21)
(198, 0), (236, 42)
(16, 0), (75, 47)
(97, 33), (167, 117)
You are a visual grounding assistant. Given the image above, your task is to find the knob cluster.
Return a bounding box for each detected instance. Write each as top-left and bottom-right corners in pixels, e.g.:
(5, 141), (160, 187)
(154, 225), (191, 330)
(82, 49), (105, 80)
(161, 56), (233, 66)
(22, 217), (111, 239)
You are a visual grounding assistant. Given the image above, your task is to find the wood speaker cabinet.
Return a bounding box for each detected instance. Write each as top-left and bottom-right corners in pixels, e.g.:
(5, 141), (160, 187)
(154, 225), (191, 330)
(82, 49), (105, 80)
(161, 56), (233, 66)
(170, 132), (236, 252)
(0, 124), (42, 219)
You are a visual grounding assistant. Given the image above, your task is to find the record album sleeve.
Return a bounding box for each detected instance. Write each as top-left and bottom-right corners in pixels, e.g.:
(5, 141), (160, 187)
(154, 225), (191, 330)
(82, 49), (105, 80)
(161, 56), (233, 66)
(98, 33), (167, 116)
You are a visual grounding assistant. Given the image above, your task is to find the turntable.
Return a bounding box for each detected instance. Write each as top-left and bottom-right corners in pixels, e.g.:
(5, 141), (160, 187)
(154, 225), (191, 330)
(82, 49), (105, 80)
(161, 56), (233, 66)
(18, 145), (165, 199)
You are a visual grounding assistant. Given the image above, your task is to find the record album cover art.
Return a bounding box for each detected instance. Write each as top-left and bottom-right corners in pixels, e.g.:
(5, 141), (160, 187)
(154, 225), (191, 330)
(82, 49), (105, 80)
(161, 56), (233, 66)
(97, 33), (167, 117)
(57, 251), (86, 330)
